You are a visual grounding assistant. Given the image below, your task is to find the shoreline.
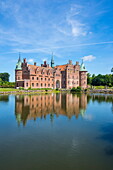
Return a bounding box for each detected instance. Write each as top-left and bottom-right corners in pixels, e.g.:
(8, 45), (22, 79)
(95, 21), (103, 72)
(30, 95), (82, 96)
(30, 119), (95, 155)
(0, 89), (113, 95)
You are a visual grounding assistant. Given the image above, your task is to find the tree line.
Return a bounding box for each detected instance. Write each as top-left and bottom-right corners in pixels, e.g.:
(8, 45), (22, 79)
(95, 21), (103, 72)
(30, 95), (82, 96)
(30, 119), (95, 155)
(87, 73), (113, 87)
(0, 73), (15, 88)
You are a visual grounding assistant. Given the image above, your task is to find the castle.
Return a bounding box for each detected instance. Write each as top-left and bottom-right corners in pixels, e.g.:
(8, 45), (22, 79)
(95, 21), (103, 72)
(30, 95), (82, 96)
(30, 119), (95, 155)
(15, 54), (87, 89)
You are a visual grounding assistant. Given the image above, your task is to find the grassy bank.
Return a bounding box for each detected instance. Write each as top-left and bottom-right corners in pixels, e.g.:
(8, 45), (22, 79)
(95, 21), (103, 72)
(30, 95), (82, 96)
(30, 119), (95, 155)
(0, 88), (19, 91)
(0, 87), (113, 95)
(0, 88), (61, 95)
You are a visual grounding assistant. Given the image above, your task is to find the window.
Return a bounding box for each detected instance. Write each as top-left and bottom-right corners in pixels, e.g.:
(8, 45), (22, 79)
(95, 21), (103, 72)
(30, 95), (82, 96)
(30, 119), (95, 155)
(32, 77), (34, 80)
(36, 83), (38, 87)
(45, 78), (46, 80)
(37, 77), (38, 80)
(26, 83), (28, 87)
(41, 83), (43, 87)
(18, 77), (20, 80)
(48, 84), (50, 87)
(45, 84), (46, 87)
(32, 83), (34, 87)
(48, 78), (50, 81)
(77, 81), (78, 84)
(41, 78), (43, 80)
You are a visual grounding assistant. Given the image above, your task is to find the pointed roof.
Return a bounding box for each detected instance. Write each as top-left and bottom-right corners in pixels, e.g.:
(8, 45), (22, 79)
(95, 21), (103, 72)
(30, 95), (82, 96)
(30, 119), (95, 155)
(15, 53), (22, 70)
(51, 52), (54, 68)
(80, 60), (87, 71)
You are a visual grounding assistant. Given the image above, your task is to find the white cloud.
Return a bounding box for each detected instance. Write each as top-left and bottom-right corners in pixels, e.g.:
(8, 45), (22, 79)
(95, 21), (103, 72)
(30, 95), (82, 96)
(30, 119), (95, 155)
(66, 4), (88, 37)
(42, 58), (48, 62)
(67, 19), (87, 36)
(28, 58), (34, 64)
(82, 55), (96, 62)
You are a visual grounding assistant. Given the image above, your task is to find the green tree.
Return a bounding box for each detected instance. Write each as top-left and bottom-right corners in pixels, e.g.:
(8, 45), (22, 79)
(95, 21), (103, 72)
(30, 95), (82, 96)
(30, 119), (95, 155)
(87, 73), (92, 85)
(0, 73), (10, 82)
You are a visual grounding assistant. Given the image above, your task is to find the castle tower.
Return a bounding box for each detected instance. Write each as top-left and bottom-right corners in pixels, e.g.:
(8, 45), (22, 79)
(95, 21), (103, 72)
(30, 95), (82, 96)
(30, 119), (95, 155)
(79, 60), (87, 89)
(51, 53), (54, 68)
(15, 53), (23, 88)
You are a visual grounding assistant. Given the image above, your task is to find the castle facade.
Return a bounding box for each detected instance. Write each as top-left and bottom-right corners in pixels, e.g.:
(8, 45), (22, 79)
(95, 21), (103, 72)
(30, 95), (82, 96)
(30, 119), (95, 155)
(15, 55), (87, 89)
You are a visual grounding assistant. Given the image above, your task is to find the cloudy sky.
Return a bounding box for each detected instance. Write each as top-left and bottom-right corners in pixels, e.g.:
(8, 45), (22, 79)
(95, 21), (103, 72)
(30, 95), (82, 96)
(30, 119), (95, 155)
(0, 0), (113, 81)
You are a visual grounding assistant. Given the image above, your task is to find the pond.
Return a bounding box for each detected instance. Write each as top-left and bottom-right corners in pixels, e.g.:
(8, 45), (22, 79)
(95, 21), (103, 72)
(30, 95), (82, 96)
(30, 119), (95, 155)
(0, 93), (113, 170)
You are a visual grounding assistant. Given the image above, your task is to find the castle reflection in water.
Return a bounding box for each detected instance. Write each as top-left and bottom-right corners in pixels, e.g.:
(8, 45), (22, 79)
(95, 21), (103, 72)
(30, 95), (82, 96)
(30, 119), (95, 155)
(15, 93), (87, 126)
(15, 93), (113, 126)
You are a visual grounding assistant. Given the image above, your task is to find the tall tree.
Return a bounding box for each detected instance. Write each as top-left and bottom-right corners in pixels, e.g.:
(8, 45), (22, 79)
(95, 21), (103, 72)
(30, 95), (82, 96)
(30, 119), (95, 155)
(0, 73), (10, 82)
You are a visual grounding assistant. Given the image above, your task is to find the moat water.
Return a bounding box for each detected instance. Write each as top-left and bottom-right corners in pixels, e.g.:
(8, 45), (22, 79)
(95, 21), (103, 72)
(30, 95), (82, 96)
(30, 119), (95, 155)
(0, 93), (113, 170)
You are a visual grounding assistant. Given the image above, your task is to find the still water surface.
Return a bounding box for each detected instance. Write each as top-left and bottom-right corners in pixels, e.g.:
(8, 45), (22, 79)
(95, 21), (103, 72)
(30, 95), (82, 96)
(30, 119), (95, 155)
(0, 93), (113, 170)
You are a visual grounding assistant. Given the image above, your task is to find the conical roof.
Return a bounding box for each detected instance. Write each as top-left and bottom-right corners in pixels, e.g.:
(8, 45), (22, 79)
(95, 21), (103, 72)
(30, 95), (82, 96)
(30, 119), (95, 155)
(15, 54), (22, 70)
(80, 60), (87, 71)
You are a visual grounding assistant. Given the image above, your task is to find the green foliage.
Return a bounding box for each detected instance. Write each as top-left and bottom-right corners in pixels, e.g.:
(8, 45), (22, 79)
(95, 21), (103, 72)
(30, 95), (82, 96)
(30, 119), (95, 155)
(0, 88), (18, 91)
(0, 80), (15, 88)
(0, 73), (10, 82)
(19, 87), (24, 90)
(87, 73), (92, 85)
(87, 73), (113, 87)
(71, 86), (82, 93)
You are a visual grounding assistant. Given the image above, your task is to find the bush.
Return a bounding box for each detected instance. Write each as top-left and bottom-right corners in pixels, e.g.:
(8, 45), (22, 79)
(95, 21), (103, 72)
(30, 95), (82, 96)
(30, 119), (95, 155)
(19, 87), (24, 90)
(56, 88), (59, 91)
(71, 86), (82, 93)
(0, 81), (15, 88)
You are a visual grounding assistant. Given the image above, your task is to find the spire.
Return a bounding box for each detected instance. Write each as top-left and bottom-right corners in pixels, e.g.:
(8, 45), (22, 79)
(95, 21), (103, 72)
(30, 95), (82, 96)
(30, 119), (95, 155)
(51, 52), (54, 68)
(82, 58), (83, 64)
(18, 52), (21, 62)
(80, 59), (87, 72)
(15, 53), (22, 70)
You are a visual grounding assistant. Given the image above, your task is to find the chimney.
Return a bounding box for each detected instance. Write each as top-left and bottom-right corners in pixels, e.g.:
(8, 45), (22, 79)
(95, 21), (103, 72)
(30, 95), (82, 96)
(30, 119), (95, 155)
(69, 60), (72, 65)
(76, 61), (79, 65)
(44, 61), (46, 65)
(34, 62), (36, 66)
(23, 58), (26, 63)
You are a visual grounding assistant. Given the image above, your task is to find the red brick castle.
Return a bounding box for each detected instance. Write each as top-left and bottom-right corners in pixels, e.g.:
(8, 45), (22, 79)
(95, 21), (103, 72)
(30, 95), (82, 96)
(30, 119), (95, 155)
(15, 54), (87, 89)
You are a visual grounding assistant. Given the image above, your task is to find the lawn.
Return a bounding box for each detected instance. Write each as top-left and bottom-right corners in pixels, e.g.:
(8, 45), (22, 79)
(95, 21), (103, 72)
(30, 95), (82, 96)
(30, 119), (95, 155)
(0, 88), (18, 92)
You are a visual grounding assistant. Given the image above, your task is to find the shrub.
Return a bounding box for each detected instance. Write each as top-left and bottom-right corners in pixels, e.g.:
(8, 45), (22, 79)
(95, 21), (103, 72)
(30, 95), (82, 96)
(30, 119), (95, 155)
(19, 87), (24, 90)
(71, 86), (82, 93)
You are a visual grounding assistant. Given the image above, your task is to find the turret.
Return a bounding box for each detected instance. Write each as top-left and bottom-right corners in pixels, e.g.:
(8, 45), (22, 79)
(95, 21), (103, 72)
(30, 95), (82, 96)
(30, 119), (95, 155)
(51, 53), (54, 68)
(79, 60), (87, 89)
(15, 53), (22, 70)
(80, 59), (87, 72)
(15, 53), (23, 87)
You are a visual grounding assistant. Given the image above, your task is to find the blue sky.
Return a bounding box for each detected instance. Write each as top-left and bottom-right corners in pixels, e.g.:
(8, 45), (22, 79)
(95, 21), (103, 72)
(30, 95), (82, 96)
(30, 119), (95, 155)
(0, 0), (113, 81)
